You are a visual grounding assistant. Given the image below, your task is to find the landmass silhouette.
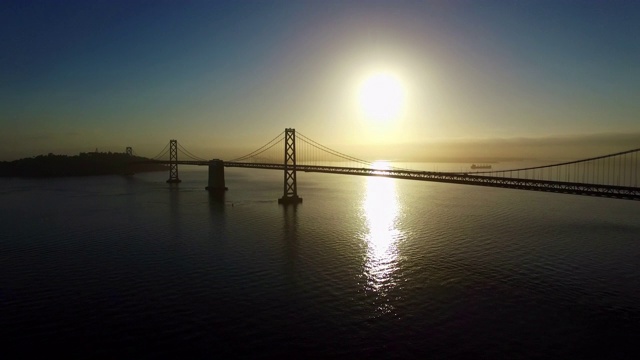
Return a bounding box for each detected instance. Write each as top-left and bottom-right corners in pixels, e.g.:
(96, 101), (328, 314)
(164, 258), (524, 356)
(0, 152), (165, 177)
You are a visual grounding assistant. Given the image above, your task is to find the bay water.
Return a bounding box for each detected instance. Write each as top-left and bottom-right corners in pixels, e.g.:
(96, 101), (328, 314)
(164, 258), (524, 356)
(1, 167), (639, 358)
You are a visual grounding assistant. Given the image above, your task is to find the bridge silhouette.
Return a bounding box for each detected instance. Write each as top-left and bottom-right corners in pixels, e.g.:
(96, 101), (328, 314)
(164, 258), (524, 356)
(132, 128), (640, 203)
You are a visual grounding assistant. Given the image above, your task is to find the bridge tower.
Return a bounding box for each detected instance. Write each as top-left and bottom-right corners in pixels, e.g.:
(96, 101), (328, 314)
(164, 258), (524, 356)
(126, 147), (133, 156)
(166, 139), (181, 184)
(278, 128), (302, 204)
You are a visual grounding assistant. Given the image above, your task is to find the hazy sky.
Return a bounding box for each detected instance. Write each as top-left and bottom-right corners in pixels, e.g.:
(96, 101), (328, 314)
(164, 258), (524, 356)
(1, 0), (639, 160)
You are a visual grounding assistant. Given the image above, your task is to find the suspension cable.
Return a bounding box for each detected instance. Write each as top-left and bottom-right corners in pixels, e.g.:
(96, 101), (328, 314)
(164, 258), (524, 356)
(470, 148), (640, 175)
(297, 132), (417, 171)
(177, 143), (207, 161)
(227, 131), (285, 162)
(297, 132), (371, 166)
(151, 142), (170, 160)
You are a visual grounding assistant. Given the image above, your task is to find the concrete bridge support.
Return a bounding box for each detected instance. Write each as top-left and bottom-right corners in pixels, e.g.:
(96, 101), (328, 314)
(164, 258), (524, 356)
(206, 159), (228, 194)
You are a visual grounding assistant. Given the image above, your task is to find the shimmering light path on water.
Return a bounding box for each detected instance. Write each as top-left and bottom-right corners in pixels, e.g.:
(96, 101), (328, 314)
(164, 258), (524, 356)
(1, 168), (639, 358)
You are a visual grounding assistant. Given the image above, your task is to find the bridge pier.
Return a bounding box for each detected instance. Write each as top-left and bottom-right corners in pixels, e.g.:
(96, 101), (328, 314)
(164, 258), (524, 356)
(278, 194), (302, 204)
(205, 159), (228, 194)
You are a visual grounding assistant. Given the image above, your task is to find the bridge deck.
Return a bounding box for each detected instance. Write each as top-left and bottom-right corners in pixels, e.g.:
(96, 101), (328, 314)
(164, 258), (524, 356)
(140, 160), (640, 201)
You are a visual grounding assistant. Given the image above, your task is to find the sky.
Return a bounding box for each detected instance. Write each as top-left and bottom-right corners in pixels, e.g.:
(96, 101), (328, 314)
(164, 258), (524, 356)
(1, 0), (639, 161)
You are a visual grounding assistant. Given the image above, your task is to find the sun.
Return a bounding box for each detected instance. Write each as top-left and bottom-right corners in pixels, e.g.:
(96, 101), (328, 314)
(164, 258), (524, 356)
(358, 72), (404, 122)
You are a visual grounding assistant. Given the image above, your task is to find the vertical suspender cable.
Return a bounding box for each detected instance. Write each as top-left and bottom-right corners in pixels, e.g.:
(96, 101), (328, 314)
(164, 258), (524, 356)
(608, 155), (611, 185)
(633, 151), (638, 187)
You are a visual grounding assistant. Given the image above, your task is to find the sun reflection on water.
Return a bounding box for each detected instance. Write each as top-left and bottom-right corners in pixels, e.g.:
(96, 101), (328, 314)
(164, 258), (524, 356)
(362, 161), (403, 312)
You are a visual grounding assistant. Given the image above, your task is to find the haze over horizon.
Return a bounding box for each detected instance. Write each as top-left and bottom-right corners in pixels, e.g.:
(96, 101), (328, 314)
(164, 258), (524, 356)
(2, 0), (639, 162)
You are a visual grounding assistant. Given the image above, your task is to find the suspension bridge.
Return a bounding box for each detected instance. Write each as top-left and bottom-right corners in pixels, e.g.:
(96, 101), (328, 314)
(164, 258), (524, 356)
(130, 128), (640, 203)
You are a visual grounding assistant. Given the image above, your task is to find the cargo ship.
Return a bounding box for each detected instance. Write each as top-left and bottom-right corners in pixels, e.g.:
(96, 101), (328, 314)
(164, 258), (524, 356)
(470, 164), (492, 170)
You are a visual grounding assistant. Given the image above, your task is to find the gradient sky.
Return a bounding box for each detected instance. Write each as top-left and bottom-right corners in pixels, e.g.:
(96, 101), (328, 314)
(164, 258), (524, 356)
(1, 0), (639, 161)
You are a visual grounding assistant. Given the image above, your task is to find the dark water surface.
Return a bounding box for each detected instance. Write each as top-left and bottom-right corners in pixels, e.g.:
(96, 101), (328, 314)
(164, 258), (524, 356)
(1, 168), (639, 358)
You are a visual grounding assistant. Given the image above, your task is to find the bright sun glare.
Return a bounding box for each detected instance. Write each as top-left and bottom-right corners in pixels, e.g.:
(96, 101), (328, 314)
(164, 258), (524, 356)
(358, 72), (404, 122)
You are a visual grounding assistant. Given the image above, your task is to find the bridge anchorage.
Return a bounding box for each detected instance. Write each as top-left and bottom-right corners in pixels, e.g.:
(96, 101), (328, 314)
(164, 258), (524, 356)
(166, 139), (181, 184)
(205, 159), (228, 194)
(278, 128), (303, 205)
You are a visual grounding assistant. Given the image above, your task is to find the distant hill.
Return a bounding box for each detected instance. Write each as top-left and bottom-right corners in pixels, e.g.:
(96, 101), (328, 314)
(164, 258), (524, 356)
(0, 152), (166, 177)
